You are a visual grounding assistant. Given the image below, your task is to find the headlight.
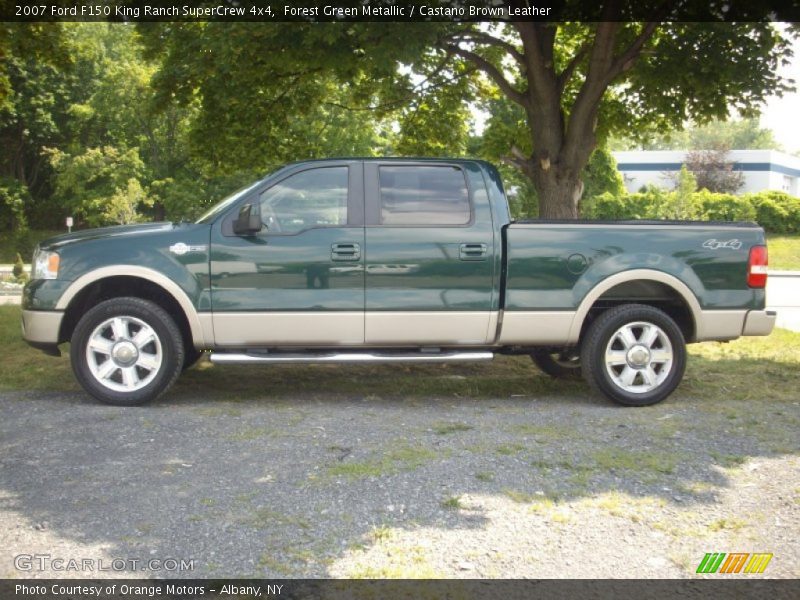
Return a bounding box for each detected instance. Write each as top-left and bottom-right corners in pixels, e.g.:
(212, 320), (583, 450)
(32, 249), (60, 280)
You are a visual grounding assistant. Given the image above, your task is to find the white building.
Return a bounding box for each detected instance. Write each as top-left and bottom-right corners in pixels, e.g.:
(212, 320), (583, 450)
(613, 149), (800, 196)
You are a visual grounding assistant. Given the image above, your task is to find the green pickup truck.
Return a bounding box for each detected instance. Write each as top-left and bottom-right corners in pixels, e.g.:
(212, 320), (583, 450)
(22, 159), (775, 407)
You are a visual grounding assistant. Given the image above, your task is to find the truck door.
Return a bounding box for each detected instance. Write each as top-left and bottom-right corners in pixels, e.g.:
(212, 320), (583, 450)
(209, 161), (365, 345)
(363, 162), (497, 345)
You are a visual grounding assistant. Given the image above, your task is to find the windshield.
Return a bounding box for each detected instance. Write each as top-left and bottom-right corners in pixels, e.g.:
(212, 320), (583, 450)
(195, 180), (263, 224)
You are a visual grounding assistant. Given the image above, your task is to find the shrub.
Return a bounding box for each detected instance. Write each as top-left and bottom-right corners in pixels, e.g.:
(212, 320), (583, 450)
(746, 191), (800, 234)
(581, 192), (632, 220)
(582, 187), (799, 232)
(12, 252), (28, 282)
(12, 253), (24, 278)
(694, 189), (756, 222)
(649, 166), (703, 220)
(582, 147), (626, 200)
(629, 188), (674, 218)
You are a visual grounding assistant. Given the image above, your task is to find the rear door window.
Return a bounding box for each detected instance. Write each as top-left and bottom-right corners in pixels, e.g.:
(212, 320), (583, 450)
(378, 166), (470, 226)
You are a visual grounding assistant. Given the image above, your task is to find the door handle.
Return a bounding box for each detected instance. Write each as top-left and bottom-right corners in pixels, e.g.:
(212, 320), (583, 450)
(331, 242), (361, 261)
(459, 243), (488, 261)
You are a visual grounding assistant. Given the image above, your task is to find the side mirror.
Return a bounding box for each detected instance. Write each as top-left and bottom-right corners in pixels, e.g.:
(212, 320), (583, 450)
(233, 203), (262, 235)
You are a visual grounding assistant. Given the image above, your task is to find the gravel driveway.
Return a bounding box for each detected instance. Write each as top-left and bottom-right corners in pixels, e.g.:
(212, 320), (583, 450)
(1, 363), (798, 580)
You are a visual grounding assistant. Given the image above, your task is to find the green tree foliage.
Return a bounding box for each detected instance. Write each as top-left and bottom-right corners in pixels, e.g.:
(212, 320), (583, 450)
(0, 23), (69, 111)
(104, 178), (152, 225)
(65, 24), (202, 221)
(1, 23), (239, 226)
(0, 176), (30, 232)
(659, 166), (703, 220)
(140, 15), (794, 219)
(0, 16), (796, 227)
(0, 27), (76, 204)
(582, 148), (626, 202)
(47, 146), (149, 226)
(455, 19), (793, 217)
(137, 22), (449, 174)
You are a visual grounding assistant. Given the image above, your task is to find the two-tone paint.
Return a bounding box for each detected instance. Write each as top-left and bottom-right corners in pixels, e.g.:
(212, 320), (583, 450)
(22, 159), (774, 356)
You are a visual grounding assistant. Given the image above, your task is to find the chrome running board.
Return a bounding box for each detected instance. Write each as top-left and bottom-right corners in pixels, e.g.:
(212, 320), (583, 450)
(209, 351), (494, 365)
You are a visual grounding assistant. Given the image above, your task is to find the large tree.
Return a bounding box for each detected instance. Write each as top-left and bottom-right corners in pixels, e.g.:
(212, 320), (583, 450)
(440, 16), (793, 216)
(141, 4), (796, 218)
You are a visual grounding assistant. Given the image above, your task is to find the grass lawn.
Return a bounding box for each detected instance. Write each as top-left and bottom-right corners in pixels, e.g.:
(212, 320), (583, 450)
(767, 234), (800, 271)
(2, 304), (799, 405)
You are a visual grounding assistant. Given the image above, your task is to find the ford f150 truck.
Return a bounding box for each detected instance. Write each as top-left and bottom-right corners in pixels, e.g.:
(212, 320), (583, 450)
(21, 159), (776, 407)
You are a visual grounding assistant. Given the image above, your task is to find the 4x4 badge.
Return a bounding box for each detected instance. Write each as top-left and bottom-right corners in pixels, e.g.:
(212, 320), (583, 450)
(169, 243), (207, 256)
(703, 239), (742, 250)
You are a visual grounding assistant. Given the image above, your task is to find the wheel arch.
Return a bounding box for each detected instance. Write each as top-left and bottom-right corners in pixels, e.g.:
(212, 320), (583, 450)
(568, 269), (701, 344)
(55, 266), (207, 349)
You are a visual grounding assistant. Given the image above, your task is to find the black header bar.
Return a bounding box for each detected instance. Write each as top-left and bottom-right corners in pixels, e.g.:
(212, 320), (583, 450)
(2, 579), (800, 600)
(3, 0), (799, 22)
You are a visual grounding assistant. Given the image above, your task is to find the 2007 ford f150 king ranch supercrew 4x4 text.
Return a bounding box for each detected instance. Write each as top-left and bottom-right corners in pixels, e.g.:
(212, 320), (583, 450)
(21, 159), (776, 406)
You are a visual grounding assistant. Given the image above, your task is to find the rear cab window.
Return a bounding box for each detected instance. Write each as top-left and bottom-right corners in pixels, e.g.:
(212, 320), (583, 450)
(378, 165), (471, 226)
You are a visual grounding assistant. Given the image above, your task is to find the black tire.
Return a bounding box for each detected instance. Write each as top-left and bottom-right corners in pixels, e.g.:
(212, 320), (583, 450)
(580, 304), (686, 407)
(70, 297), (184, 406)
(530, 349), (582, 379)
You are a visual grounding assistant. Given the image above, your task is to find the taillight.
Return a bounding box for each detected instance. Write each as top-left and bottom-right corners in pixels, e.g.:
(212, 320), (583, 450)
(748, 245), (768, 288)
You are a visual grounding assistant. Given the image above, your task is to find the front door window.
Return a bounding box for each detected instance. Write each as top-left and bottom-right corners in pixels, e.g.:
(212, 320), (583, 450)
(259, 167), (349, 234)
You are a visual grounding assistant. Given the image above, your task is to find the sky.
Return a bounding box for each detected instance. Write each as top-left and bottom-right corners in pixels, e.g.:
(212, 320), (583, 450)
(760, 32), (800, 155)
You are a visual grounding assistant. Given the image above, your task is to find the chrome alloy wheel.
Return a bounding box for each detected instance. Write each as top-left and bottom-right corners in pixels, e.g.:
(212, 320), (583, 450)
(604, 321), (673, 394)
(85, 316), (163, 392)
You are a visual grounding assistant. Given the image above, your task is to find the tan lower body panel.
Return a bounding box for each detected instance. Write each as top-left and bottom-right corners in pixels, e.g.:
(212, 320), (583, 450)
(496, 311), (575, 345)
(21, 310), (64, 344)
(365, 312), (496, 345)
(742, 310), (776, 337)
(696, 310), (747, 341)
(212, 312), (364, 346)
(208, 308), (763, 348)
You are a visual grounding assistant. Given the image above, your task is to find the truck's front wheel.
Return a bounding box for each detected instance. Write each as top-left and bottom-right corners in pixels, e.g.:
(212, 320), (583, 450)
(580, 304), (686, 406)
(70, 297), (184, 406)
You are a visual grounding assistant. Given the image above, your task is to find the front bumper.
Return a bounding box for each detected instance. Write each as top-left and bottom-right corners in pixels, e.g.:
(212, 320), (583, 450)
(21, 310), (64, 355)
(742, 309), (777, 337)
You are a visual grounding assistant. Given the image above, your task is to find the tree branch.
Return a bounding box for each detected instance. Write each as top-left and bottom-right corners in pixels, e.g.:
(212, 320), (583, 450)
(501, 146), (531, 172)
(444, 44), (527, 108)
(606, 21), (659, 82)
(535, 23), (557, 70)
(557, 43), (590, 93)
(444, 30), (525, 69)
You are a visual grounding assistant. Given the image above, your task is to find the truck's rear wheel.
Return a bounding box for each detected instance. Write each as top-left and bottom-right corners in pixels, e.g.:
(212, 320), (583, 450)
(70, 297), (184, 406)
(530, 349), (582, 379)
(580, 304), (686, 406)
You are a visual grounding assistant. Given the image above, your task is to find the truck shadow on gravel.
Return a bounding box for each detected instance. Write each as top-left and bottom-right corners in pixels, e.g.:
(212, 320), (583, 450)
(1, 354), (798, 577)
